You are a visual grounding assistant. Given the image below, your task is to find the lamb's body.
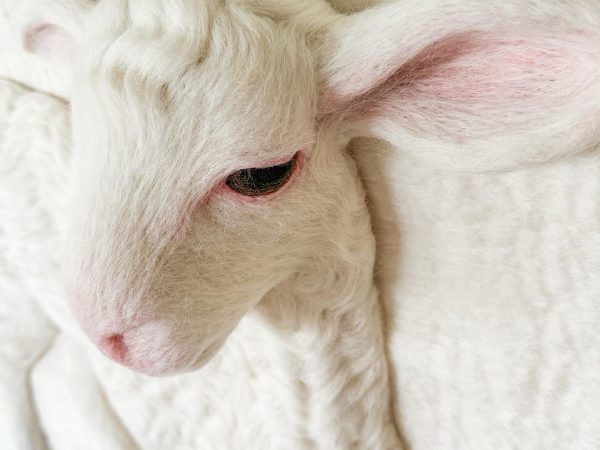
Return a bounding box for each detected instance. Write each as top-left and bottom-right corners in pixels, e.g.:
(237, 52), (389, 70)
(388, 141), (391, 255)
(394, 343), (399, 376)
(353, 139), (600, 449)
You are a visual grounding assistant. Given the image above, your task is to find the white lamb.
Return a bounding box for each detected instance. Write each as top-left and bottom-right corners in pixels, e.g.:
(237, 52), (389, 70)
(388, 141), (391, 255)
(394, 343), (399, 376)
(2, 0), (600, 449)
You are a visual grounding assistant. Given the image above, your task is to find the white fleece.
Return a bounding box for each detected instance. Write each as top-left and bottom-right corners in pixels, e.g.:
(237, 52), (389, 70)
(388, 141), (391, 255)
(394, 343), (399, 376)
(1, 0), (600, 449)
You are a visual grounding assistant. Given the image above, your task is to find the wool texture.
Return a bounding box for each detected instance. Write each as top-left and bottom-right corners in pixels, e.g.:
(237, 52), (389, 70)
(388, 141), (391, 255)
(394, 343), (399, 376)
(1, 0), (600, 449)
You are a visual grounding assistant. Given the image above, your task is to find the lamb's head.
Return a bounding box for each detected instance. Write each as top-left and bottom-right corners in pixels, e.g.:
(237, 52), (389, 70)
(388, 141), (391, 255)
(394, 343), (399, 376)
(23, 0), (361, 375)
(24, 0), (600, 375)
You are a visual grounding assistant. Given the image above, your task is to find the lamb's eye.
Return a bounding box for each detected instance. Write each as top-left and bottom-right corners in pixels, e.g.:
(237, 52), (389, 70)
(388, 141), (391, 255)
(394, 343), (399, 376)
(225, 153), (298, 197)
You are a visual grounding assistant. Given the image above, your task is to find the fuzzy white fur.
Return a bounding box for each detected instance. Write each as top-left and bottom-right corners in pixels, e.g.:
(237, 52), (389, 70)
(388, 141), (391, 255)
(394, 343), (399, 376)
(2, 0), (600, 449)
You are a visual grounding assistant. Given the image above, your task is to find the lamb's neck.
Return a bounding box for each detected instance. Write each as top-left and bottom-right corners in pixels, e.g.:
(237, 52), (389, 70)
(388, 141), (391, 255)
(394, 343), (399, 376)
(235, 256), (400, 449)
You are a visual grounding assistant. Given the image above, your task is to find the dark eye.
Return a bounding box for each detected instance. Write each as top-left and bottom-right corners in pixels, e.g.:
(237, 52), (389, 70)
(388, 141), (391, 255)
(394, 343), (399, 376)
(225, 153), (298, 197)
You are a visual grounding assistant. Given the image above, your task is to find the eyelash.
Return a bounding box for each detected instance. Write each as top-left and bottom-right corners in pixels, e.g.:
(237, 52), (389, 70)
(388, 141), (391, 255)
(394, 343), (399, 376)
(223, 152), (301, 198)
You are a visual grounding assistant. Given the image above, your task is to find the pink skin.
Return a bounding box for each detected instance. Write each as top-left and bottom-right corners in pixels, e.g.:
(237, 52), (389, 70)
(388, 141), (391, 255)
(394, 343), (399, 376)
(320, 29), (600, 136)
(22, 22), (77, 62)
(100, 334), (128, 363)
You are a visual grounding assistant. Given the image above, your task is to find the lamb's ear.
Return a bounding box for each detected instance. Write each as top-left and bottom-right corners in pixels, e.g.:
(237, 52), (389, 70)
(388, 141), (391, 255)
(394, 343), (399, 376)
(21, 0), (92, 65)
(319, 3), (600, 172)
(22, 22), (78, 63)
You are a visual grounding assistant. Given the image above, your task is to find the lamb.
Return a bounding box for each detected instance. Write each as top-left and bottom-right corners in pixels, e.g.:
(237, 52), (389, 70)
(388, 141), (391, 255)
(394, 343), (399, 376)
(2, 0), (600, 448)
(5, 1), (401, 448)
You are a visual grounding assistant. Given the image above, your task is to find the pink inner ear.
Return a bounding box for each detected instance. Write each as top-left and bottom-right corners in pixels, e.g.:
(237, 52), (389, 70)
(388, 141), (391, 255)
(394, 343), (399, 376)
(325, 29), (600, 140)
(23, 22), (76, 62)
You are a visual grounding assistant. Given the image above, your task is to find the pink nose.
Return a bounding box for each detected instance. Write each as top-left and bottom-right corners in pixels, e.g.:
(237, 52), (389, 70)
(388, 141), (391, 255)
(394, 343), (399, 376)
(99, 333), (128, 362)
(94, 321), (173, 373)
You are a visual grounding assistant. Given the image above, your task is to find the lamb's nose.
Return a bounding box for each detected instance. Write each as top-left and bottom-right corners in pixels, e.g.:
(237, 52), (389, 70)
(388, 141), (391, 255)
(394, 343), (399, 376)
(99, 333), (128, 362)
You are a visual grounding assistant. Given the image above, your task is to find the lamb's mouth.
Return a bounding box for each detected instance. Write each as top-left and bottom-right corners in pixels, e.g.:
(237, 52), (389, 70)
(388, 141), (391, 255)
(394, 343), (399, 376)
(98, 333), (226, 377)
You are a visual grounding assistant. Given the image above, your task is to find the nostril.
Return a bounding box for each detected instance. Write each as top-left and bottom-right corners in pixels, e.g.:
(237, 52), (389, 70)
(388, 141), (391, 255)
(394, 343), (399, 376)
(99, 333), (128, 362)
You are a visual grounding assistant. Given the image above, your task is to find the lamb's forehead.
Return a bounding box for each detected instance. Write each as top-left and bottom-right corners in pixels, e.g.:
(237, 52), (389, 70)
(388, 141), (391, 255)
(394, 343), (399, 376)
(79, 0), (318, 156)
